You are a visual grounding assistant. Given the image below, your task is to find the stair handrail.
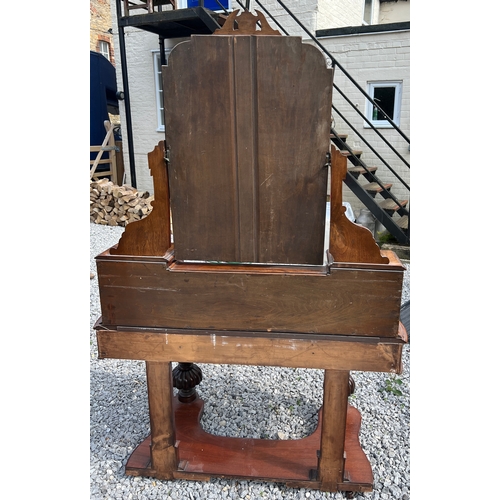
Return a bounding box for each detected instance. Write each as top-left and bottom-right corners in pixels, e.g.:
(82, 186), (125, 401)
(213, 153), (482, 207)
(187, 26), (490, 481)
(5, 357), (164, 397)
(331, 105), (410, 189)
(331, 87), (410, 170)
(264, 0), (410, 147)
(237, 0), (409, 243)
(331, 129), (408, 214)
(238, 2), (410, 186)
(236, 1), (410, 163)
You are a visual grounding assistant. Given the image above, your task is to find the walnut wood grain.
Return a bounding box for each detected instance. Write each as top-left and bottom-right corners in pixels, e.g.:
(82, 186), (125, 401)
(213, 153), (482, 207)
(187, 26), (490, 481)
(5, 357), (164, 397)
(213, 9), (281, 36)
(145, 362), (177, 478)
(164, 35), (332, 264)
(110, 141), (171, 256)
(96, 327), (404, 374)
(93, 25), (406, 497)
(329, 147), (389, 264)
(96, 257), (404, 337)
(318, 370), (349, 490)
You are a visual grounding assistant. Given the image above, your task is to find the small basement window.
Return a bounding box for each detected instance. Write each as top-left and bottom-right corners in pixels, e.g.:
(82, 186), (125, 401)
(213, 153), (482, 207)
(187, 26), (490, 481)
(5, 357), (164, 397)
(365, 81), (402, 128)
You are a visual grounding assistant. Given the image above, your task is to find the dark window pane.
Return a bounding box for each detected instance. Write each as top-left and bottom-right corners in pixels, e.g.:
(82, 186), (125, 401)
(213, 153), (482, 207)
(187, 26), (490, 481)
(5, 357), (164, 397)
(373, 86), (395, 120)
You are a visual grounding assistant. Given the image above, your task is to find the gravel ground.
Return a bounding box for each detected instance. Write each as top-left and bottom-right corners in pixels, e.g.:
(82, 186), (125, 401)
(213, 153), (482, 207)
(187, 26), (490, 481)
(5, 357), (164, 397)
(90, 223), (410, 500)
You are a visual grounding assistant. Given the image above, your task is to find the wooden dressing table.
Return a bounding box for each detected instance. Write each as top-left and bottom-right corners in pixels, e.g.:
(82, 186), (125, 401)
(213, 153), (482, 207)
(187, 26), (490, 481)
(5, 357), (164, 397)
(95, 10), (407, 494)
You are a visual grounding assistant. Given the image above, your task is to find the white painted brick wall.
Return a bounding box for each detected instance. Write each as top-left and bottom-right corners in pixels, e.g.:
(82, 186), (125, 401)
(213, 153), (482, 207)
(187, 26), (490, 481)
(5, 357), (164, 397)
(112, 0), (409, 216)
(379, 0), (410, 24)
(317, 29), (410, 217)
(244, 0), (383, 36)
(317, 0), (363, 30)
(232, 0), (318, 36)
(114, 33), (166, 192)
(111, 2), (189, 192)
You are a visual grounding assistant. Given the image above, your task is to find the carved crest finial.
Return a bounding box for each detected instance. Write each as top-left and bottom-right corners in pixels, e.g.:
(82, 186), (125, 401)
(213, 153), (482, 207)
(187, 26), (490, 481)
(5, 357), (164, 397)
(214, 9), (281, 36)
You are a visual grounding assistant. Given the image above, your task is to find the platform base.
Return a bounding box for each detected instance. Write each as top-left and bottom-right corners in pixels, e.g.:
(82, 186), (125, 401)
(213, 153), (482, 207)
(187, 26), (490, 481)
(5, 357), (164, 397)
(126, 397), (373, 493)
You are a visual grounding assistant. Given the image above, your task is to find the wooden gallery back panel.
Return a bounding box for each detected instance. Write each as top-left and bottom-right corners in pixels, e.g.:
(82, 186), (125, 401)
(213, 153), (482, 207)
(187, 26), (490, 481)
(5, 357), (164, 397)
(96, 256), (403, 338)
(164, 35), (333, 265)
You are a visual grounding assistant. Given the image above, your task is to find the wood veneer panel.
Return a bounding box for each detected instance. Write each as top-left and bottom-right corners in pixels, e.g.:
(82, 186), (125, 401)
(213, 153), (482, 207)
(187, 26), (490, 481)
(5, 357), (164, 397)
(96, 328), (404, 373)
(96, 258), (403, 337)
(165, 36), (237, 263)
(254, 36), (332, 265)
(164, 35), (332, 264)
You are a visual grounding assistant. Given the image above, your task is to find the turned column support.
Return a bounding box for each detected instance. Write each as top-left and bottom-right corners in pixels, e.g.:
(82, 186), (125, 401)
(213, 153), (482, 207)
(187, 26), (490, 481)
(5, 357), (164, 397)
(348, 373), (356, 396)
(172, 362), (203, 403)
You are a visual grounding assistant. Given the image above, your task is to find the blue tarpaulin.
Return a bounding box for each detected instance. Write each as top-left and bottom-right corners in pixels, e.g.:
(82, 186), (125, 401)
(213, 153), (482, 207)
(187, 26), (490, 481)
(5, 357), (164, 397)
(90, 51), (120, 164)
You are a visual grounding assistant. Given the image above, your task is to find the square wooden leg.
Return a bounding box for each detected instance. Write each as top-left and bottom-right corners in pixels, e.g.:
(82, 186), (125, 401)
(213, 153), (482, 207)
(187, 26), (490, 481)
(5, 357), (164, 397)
(145, 361), (178, 479)
(318, 370), (349, 491)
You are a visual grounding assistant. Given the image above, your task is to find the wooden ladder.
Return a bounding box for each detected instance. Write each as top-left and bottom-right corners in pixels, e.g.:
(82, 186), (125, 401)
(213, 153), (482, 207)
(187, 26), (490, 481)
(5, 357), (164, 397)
(90, 120), (119, 185)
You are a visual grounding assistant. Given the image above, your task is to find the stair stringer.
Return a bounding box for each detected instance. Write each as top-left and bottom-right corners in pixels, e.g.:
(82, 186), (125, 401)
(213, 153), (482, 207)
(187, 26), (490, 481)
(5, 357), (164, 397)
(331, 131), (409, 245)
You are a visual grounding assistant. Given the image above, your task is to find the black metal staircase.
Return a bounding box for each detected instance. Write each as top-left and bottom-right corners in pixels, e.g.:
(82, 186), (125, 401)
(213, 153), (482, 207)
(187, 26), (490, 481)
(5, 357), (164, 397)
(116, 0), (410, 245)
(118, 5), (223, 37)
(331, 132), (409, 245)
(249, 0), (410, 245)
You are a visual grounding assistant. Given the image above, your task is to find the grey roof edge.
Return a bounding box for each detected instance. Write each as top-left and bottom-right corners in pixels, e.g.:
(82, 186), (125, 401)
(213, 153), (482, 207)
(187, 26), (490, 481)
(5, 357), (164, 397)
(316, 21), (410, 38)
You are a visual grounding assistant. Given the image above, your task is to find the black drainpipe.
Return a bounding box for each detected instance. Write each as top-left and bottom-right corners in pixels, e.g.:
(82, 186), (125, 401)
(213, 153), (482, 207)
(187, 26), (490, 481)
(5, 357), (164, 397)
(115, 0), (137, 188)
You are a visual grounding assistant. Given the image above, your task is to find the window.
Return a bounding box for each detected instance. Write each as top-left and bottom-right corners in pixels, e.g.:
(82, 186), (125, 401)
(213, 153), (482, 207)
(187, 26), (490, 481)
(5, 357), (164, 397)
(153, 50), (171, 131)
(365, 81), (402, 128)
(99, 40), (110, 61)
(363, 0), (373, 25)
(179, 0), (230, 10)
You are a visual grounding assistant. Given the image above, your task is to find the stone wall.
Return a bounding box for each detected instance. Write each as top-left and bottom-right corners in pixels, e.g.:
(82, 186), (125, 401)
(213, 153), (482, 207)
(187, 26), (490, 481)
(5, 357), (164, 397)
(90, 0), (115, 64)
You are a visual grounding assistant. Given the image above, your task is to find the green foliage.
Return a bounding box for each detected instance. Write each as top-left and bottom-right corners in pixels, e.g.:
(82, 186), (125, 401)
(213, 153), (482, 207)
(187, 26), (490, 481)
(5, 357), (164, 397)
(379, 375), (404, 396)
(377, 231), (397, 244)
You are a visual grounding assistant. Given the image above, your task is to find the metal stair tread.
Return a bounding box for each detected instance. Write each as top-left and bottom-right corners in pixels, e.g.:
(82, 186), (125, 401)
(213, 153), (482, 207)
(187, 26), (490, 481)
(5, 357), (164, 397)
(396, 215), (409, 230)
(340, 149), (362, 157)
(378, 198), (408, 211)
(363, 182), (392, 193)
(348, 166), (377, 175)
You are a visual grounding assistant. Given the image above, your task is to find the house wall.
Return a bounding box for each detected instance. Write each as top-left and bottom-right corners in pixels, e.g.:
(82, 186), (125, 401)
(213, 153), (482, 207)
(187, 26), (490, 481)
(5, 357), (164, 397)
(110, 1), (186, 190)
(111, 0), (409, 206)
(317, 0), (366, 30)
(235, 1), (382, 35)
(90, 0), (116, 64)
(316, 28), (410, 216)
(379, 0), (410, 24)
(231, 0), (318, 36)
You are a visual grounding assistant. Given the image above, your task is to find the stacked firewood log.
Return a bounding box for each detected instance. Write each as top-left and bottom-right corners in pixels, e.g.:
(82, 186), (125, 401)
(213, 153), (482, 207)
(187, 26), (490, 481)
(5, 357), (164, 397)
(90, 178), (153, 226)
